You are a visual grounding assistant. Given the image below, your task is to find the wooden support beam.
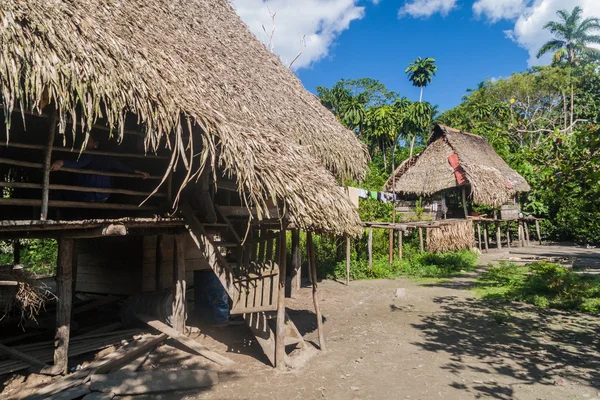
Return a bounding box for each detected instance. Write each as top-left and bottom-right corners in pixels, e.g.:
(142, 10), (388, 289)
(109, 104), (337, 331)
(172, 233), (186, 333)
(397, 230), (403, 260)
(276, 226), (288, 370)
(477, 223), (482, 252)
(536, 220), (542, 245)
(419, 228), (424, 252)
(63, 224), (127, 239)
(518, 220), (525, 247)
(368, 227), (373, 268)
(0, 181), (165, 197)
(496, 223), (502, 249)
(388, 230), (393, 265)
(484, 224), (489, 252)
(506, 222), (511, 249)
(155, 235), (163, 291)
(136, 315), (234, 366)
(307, 232), (325, 351)
(524, 222), (530, 246)
(41, 111), (57, 221)
(345, 236), (351, 286)
(0, 343), (49, 369)
(0, 198), (155, 211)
(290, 229), (301, 296)
(54, 237), (74, 375)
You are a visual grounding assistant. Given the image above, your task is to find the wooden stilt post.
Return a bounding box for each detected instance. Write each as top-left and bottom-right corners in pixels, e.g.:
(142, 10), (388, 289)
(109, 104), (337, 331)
(518, 220), (525, 247)
(524, 222), (530, 246)
(506, 222), (511, 249)
(290, 229), (301, 296)
(397, 230), (403, 261)
(535, 220), (542, 245)
(484, 224), (489, 252)
(276, 225), (288, 370)
(54, 237), (74, 375)
(172, 233), (187, 333)
(496, 223), (502, 249)
(41, 111), (57, 221)
(13, 240), (21, 265)
(155, 234), (163, 291)
(477, 223), (482, 252)
(367, 227), (373, 269)
(388, 230), (393, 265)
(307, 232), (325, 351)
(462, 186), (469, 219)
(345, 236), (350, 286)
(419, 228), (424, 252)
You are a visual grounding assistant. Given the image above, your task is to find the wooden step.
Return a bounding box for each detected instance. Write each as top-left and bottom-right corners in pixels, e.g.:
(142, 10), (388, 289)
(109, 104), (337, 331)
(212, 241), (239, 248)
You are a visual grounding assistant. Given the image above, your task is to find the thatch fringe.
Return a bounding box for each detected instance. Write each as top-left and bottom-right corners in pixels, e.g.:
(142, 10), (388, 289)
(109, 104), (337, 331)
(426, 220), (475, 253)
(0, 0), (368, 236)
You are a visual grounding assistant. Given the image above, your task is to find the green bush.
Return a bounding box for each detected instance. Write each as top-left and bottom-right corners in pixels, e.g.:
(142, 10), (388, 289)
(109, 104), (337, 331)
(0, 239), (57, 275)
(477, 262), (600, 313)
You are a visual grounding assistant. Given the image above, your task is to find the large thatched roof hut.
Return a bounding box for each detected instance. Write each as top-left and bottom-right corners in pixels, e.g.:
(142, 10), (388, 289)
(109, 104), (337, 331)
(0, 0), (369, 374)
(385, 125), (530, 207)
(0, 0), (368, 236)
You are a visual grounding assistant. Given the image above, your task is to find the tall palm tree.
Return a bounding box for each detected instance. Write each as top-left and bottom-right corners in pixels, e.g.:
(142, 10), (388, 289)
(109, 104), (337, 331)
(537, 6), (600, 66)
(405, 57), (438, 102)
(537, 6), (600, 128)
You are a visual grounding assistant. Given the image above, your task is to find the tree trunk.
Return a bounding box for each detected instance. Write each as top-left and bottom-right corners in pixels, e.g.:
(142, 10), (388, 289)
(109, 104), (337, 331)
(570, 83), (574, 130)
(409, 135), (416, 158)
(419, 87), (423, 102)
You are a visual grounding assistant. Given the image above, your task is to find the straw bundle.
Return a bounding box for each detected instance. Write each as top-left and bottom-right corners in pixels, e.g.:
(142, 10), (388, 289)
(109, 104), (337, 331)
(385, 125), (530, 207)
(0, 270), (54, 324)
(426, 220), (475, 253)
(0, 0), (368, 236)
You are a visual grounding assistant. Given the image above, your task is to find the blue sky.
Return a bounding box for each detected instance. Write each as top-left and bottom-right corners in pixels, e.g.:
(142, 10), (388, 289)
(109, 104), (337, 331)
(296, 2), (529, 111)
(233, 0), (600, 112)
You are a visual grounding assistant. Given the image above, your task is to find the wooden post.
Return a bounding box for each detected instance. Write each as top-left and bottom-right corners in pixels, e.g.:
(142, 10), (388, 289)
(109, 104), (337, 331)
(461, 186), (468, 219)
(388, 230), (393, 265)
(276, 226), (288, 370)
(54, 237), (74, 375)
(535, 220), (542, 245)
(345, 236), (350, 286)
(506, 222), (511, 249)
(419, 227), (424, 252)
(477, 223), (482, 252)
(397, 230), (403, 260)
(41, 110), (57, 220)
(172, 233), (186, 333)
(367, 227), (373, 269)
(155, 234), (163, 291)
(496, 223), (502, 249)
(484, 224), (489, 252)
(307, 232), (325, 351)
(518, 220), (525, 247)
(524, 222), (530, 246)
(290, 229), (301, 296)
(13, 240), (21, 265)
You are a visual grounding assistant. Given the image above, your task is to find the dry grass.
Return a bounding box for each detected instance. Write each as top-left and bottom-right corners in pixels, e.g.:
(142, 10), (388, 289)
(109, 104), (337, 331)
(0, 270), (54, 324)
(426, 220), (475, 253)
(0, 0), (368, 236)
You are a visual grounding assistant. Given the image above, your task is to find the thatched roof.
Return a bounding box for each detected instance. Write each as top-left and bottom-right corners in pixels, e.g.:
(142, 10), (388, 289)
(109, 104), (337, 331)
(0, 0), (369, 235)
(385, 125), (530, 207)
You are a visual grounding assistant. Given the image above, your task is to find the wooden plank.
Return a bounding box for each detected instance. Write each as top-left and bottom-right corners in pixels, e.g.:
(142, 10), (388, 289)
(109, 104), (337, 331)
(397, 230), (403, 260)
(0, 157), (162, 180)
(82, 392), (115, 400)
(214, 205), (241, 243)
(243, 312), (275, 366)
(48, 384), (91, 400)
(135, 314), (234, 366)
(0, 198), (155, 210)
(116, 350), (151, 372)
(0, 140), (169, 159)
(0, 343), (48, 368)
(0, 181), (165, 197)
(307, 232), (325, 351)
(172, 233), (187, 333)
(275, 227), (287, 370)
(41, 110), (57, 220)
(54, 238), (74, 375)
(90, 369), (218, 395)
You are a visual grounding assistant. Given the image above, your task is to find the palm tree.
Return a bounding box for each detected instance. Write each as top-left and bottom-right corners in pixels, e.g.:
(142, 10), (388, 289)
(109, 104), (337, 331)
(537, 6), (600, 66)
(405, 57), (438, 102)
(537, 6), (600, 128)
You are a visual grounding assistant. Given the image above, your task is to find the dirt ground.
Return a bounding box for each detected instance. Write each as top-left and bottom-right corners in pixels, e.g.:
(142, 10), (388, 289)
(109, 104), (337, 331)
(3, 244), (600, 400)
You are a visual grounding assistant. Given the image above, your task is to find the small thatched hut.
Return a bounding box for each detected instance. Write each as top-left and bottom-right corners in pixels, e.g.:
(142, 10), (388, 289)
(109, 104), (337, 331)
(0, 0), (368, 376)
(385, 124), (530, 213)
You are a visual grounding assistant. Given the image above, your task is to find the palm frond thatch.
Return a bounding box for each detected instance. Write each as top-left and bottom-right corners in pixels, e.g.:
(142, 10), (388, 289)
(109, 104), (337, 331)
(0, 0), (369, 236)
(385, 125), (530, 207)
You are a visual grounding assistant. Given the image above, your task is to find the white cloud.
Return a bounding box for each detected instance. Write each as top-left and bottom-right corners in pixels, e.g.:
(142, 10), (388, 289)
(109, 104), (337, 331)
(473, 0), (600, 66)
(231, 0), (365, 70)
(398, 0), (457, 18)
(473, 0), (527, 22)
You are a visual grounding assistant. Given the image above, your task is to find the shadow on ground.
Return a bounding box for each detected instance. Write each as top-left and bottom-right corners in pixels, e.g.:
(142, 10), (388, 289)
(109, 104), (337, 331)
(403, 296), (600, 400)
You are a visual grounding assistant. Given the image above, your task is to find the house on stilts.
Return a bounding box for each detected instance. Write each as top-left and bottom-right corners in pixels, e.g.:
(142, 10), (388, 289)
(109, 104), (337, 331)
(0, 0), (368, 380)
(384, 124), (531, 252)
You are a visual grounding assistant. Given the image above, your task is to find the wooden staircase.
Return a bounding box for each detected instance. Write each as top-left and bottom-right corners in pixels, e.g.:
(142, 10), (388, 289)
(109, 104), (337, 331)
(181, 202), (314, 367)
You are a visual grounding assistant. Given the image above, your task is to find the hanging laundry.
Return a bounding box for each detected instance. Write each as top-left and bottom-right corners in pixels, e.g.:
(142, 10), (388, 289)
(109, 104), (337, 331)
(358, 189), (369, 199)
(369, 191), (378, 200)
(345, 187), (361, 209)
